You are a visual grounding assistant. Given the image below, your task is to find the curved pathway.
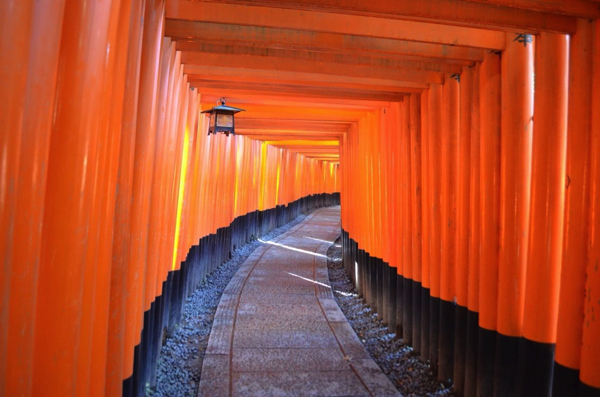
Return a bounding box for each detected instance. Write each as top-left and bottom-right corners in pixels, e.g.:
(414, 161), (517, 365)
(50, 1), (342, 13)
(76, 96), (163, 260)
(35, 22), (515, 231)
(197, 207), (401, 397)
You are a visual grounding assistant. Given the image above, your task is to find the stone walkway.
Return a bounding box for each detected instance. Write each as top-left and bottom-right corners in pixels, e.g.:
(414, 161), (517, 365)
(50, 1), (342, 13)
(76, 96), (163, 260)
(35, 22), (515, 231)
(197, 207), (401, 397)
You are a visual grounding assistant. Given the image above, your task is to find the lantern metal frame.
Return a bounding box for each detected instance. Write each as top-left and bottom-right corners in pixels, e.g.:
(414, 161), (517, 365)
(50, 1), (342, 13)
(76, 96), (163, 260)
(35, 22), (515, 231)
(201, 98), (245, 136)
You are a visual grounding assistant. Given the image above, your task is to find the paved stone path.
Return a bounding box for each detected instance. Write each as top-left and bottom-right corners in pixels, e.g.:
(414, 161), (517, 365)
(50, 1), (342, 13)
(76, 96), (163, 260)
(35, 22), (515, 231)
(197, 207), (401, 397)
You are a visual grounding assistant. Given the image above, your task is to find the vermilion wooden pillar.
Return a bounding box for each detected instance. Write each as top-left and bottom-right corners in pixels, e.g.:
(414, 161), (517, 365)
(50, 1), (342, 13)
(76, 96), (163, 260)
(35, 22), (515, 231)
(124, 0), (164, 381)
(578, 20), (600, 395)
(464, 61), (481, 397)
(145, 40), (175, 316)
(478, 50), (501, 397)
(106, 1), (145, 394)
(439, 75), (459, 384)
(496, 32), (534, 396)
(410, 93), (423, 355)
(32, 0), (116, 393)
(401, 98), (413, 345)
(519, 32), (569, 396)
(554, 19), (594, 396)
(420, 90), (431, 361)
(454, 65), (473, 396)
(0, 1), (33, 389)
(428, 83), (443, 371)
(90, 2), (136, 395)
(5, 1), (65, 395)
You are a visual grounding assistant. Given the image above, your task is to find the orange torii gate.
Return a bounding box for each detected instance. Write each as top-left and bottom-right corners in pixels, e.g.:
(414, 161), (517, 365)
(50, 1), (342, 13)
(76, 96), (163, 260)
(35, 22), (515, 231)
(1, 0), (600, 396)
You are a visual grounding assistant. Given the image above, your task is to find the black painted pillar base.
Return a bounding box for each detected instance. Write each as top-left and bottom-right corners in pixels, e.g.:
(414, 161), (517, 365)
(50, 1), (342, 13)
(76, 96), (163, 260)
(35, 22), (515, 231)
(438, 299), (455, 385)
(579, 382), (600, 397)
(396, 274), (404, 338)
(430, 296), (440, 374)
(377, 258), (385, 323)
(494, 333), (520, 396)
(453, 304), (468, 395)
(552, 362), (579, 397)
(412, 281), (422, 354)
(403, 277), (413, 345)
(464, 310), (479, 397)
(477, 327), (496, 397)
(381, 260), (390, 326)
(387, 266), (397, 334)
(421, 287), (431, 361)
(516, 338), (555, 397)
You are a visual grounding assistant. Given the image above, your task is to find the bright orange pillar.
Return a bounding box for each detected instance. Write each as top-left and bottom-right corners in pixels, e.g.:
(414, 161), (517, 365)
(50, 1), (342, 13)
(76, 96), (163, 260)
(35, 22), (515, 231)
(454, 65), (473, 396)
(4, 1), (65, 395)
(124, 0), (164, 379)
(428, 83), (443, 369)
(495, 32), (534, 396)
(578, 20), (600, 394)
(477, 50), (501, 397)
(464, 61), (481, 397)
(439, 75), (459, 383)
(410, 93), (423, 354)
(401, 98), (413, 344)
(0, 1), (33, 389)
(106, 0), (145, 394)
(519, 32), (569, 396)
(31, 0), (116, 393)
(0, 1), (64, 395)
(554, 19), (594, 394)
(420, 90), (431, 360)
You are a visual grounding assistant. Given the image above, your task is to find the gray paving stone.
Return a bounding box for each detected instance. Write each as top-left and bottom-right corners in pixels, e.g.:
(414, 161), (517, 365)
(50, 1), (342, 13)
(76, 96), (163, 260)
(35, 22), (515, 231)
(233, 328), (339, 349)
(232, 370), (369, 397)
(232, 348), (350, 372)
(235, 313), (331, 332)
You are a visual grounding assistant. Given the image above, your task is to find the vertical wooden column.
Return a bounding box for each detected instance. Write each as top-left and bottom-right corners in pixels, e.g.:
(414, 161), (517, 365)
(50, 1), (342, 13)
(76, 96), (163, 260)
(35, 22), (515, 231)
(31, 0), (116, 393)
(420, 90), (431, 360)
(582, 21), (600, 395)
(391, 103), (403, 337)
(518, 32), (568, 396)
(454, 65), (473, 396)
(439, 75), (460, 384)
(554, 19), (594, 396)
(145, 41), (174, 315)
(464, 62), (481, 397)
(123, 0), (164, 383)
(428, 83), (443, 371)
(478, 50), (501, 397)
(77, 0), (125, 393)
(496, 32), (534, 396)
(5, 1), (65, 395)
(89, 1), (135, 395)
(401, 98), (413, 345)
(410, 94), (423, 355)
(0, 1), (33, 389)
(106, 1), (145, 394)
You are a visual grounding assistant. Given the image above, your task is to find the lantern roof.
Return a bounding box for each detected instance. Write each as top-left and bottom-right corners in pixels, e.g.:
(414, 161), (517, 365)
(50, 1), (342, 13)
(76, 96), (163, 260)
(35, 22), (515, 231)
(201, 104), (245, 114)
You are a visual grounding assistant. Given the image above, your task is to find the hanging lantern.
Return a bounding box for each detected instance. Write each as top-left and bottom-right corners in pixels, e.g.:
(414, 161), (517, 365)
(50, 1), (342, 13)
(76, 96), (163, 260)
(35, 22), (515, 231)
(201, 98), (245, 137)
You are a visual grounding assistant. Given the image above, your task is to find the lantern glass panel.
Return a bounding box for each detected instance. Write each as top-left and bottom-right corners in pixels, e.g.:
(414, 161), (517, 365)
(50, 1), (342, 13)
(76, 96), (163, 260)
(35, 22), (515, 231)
(217, 113), (233, 128)
(209, 112), (216, 128)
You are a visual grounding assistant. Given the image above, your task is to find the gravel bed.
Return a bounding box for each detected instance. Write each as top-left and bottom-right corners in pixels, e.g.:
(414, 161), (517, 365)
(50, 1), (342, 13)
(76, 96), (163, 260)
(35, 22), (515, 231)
(149, 214), (308, 397)
(326, 237), (454, 397)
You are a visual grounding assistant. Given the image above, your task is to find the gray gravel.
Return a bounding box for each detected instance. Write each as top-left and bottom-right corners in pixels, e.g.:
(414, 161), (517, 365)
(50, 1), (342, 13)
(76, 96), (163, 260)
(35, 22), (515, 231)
(326, 237), (454, 397)
(149, 214), (308, 397)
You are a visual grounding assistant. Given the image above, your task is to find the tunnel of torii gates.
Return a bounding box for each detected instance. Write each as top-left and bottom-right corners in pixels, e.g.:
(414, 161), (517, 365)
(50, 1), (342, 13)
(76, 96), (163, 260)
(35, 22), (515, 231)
(4, 0), (600, 396)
